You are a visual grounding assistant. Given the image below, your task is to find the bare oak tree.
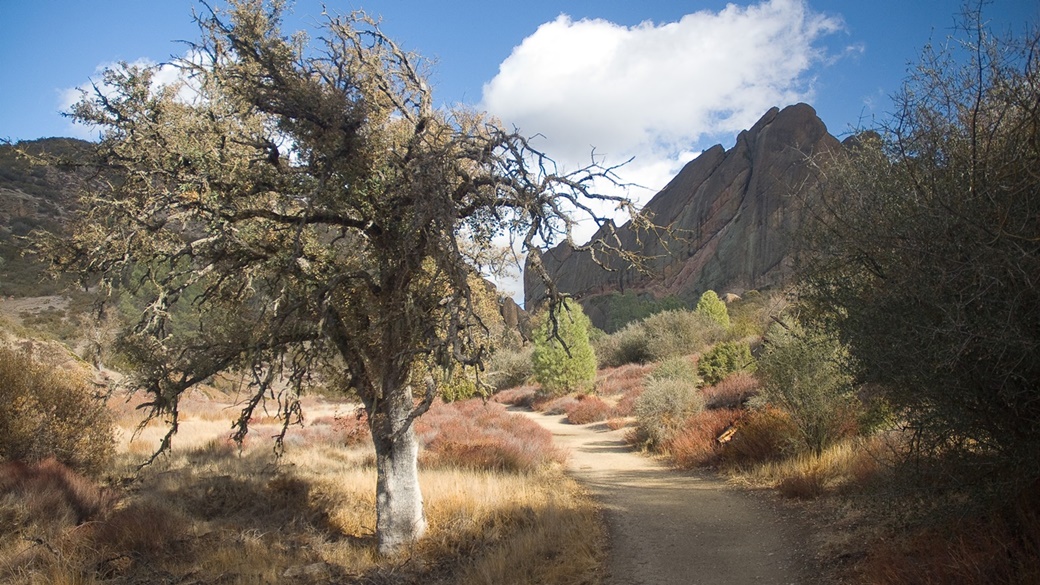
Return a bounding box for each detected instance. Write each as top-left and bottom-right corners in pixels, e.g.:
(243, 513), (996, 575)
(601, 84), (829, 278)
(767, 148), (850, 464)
(53, 0), (640, 554)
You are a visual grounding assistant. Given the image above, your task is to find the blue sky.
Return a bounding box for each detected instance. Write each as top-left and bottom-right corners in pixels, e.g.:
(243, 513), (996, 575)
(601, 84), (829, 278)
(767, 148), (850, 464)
(2, 1), (1035, 157)
(1, 0), (1037, 286)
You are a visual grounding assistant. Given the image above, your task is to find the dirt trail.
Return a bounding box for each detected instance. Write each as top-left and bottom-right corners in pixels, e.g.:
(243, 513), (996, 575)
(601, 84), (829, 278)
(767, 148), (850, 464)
(519, 409), (810, 585)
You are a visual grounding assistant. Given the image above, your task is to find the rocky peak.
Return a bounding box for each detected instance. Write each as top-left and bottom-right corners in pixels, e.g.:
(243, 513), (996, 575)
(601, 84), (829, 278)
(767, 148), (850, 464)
(525, 103), (840, 328)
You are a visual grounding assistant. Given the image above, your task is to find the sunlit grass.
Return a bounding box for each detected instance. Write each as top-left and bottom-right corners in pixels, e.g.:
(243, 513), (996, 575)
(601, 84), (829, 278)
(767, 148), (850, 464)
(2, 394), (603, 584)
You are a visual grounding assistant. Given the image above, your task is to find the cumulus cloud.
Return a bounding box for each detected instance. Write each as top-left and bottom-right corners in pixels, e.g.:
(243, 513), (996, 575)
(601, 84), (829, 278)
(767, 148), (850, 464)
(59, 54), (205, 139)
(481, 0), (844, 208)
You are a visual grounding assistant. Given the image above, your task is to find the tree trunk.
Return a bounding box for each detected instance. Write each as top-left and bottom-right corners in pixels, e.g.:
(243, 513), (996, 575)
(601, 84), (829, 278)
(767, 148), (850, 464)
(370, 382), (427, 556)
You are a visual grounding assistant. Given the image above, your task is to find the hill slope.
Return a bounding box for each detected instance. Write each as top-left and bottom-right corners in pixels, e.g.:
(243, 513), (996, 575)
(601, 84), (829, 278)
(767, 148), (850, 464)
(525, 103), (840, 328)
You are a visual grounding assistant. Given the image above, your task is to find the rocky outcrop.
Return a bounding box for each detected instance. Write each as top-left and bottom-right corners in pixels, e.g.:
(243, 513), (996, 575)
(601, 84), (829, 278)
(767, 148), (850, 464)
(525, 104), (840, 327)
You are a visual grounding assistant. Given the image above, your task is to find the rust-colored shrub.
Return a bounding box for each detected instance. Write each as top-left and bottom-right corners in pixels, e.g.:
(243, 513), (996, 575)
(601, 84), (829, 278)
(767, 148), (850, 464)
(595, 363), (652, 397)
(491, 385), (539, 408)
(417, 399), (564, 472)
(663, 408), (742, 469)
(612, 386), (645, 417)
(701, 371), (760, 409)
(540, 395), (579, 416)
(565, 395), (613, 425)
(720, 407), (798, 466)
(0, 458), (116, 525)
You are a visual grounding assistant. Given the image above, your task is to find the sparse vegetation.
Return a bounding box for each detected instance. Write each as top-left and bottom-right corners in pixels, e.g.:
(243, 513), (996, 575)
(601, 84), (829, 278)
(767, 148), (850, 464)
(0, 346), (114, 475)
(632, 376), (704, 449)
(0, 391), (603, 585)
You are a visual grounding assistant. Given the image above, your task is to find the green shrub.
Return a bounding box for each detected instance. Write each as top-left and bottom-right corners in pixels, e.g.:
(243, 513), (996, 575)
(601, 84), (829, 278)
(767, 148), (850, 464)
(487, 346), (534, 391)
(633, 376), (704, 449)
(698, 341), (753, 386)
(531, 299), (597, 395)
(695, 290), (730, 328)
(755, 321), (860, 455)
(650, 356), (700, 386)
(595, 322), (652, 367)
(603, 292), (685, 333)
(642, 309), (724, 362)
(0, 346), (114, 475)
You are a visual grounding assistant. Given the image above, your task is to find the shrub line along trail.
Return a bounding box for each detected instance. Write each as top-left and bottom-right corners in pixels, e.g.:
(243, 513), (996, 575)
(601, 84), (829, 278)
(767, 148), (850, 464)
(518, 408), (809, 585)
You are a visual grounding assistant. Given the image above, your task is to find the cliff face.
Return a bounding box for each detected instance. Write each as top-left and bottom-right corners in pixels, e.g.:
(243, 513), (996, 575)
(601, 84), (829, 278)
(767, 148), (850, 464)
(525, 103), (840, 326)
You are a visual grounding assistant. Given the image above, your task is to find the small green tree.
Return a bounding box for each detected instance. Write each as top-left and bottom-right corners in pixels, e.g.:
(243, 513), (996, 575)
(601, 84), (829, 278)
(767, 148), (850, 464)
(695, 290), (730, 329)
(698, 341), (753, 386)
(755, 321), (859, 455)
(532, 299), (597, 395)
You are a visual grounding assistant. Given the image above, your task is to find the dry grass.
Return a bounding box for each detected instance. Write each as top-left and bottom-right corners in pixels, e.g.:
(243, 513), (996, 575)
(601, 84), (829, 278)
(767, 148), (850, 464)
(728, 437), (884, 496)
(1, 393), (602, 585)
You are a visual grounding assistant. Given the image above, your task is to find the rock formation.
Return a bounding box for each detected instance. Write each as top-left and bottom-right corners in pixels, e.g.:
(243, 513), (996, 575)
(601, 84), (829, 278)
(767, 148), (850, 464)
(524, 103), (840, 328)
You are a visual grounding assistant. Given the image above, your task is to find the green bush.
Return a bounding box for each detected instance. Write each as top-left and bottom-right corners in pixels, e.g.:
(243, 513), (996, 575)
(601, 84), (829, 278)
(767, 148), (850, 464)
(0, 346), (114, 475)
(698, 341), (753, 386)
(650, 356), (700, 386)
(487, 345), (534, 391)
(633, 376), (704, 449)
(642, 309), (724, 362)
(531, 299), (597, 395)
(603, 292), (685, 333)
(695, 290), (730, 328)
(594, 322), (651, 367)
(754, 321), (860, 455)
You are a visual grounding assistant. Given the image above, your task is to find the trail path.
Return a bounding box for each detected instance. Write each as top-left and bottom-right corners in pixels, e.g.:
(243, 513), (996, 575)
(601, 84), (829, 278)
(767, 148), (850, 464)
(519, 409), (811, 585)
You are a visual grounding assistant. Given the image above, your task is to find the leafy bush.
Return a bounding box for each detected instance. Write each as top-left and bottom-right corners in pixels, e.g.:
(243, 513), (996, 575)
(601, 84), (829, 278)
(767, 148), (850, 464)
(594, 322), (652, 367)
(797, 15), (1040, 476)
(650, 356), (700, 385)
(697, 341), (753, 386)
(531, 299), (597, 395)
(632, 377), (704, 449)
(755, 322), (860, 455)
(695, 290), (730, 328)
(602, 292), (685, 333)
(0, 347), (114, 475)
(642, 309), (724, 362)
(487, 346), (534, 391)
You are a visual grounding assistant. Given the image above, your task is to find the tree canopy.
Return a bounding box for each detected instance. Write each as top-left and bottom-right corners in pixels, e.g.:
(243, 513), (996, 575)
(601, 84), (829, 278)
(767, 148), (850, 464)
(798, 9), (1040, 480)
(50, 0), (643, 554)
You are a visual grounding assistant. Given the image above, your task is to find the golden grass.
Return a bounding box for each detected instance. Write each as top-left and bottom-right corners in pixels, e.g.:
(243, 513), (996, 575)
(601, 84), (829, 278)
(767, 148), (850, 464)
(2, 395), (604, 585)
(726, 436), (885, 496)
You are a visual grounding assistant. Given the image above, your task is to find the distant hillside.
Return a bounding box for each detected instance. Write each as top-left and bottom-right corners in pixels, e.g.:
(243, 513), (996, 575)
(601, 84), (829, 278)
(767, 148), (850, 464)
(525, 103), (841, 329)
(0, 138), (94, 297)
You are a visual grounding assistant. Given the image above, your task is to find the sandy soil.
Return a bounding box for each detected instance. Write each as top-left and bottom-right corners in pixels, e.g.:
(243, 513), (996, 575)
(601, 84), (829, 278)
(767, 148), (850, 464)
(0, 294), (68, 325)
(520, 409), (813, 585)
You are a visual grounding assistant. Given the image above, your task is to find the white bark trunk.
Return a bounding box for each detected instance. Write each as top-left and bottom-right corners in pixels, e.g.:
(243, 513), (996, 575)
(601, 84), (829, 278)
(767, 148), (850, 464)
(372, 387), (427, 555)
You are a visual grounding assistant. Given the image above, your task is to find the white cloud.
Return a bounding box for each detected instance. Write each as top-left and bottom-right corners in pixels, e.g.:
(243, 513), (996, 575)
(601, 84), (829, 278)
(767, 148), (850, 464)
(59, 54), (205, 139)
(481, 0), (844, 226)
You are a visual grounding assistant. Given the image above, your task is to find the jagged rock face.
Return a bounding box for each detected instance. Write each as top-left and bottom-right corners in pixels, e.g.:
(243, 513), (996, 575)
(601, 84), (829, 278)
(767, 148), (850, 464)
(525, 103), (840, 327)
